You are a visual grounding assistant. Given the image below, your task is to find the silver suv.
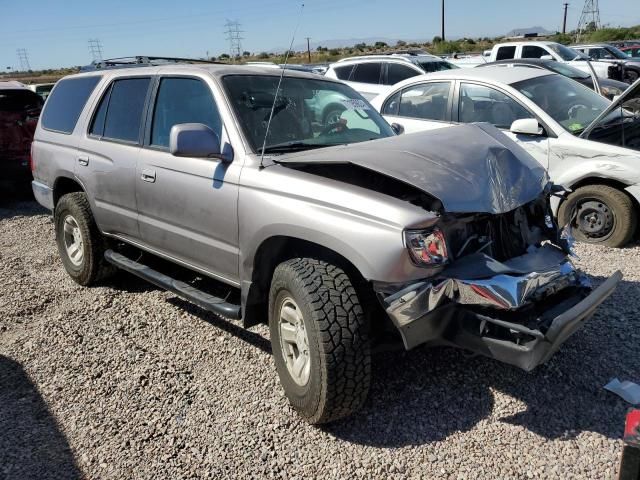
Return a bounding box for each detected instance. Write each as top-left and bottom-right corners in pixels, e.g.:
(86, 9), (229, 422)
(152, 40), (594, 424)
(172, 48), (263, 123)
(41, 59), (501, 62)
(31, 64), (621, 424)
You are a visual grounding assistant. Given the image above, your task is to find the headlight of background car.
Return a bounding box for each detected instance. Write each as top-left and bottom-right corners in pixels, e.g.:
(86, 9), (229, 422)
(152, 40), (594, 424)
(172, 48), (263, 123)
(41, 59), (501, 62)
(404, 229), (449, 266)
(600, 85), (624, 99)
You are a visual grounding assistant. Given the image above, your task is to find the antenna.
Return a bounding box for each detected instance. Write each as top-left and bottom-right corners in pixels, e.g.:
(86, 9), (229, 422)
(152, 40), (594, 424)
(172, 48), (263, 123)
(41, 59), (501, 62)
(259, 3), (305, 169)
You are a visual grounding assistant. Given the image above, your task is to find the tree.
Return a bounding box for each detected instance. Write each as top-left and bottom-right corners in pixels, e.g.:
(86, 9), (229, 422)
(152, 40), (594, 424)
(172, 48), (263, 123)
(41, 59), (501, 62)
(432, 36), (442, 44)
(329, 48), (340, 56)
(316, 46), (328, 52)
(219, 53), (230, 60)
(396, 40), (407, 47)
(354, 42), (368, 51)
(242, 51), (251, 57)
(257, 52), (270, 59)
(374, 41), (388, 48)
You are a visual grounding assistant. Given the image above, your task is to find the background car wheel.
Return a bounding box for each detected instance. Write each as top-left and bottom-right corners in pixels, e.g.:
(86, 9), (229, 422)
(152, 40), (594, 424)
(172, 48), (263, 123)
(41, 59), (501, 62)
(322, 105), (346, 126)
(269, 258), (371, 424)
(558, 185), (637, 248)
(624, 69), (639, 84)
(54, 192), (115, 285)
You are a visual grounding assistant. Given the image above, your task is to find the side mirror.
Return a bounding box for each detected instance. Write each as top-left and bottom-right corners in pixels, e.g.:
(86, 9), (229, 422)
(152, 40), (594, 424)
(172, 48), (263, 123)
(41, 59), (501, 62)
(169, 123), (232, 162)
(540, 55), (553, 61)
(510, 118), (544, 136)
(391, 123), (405, 135)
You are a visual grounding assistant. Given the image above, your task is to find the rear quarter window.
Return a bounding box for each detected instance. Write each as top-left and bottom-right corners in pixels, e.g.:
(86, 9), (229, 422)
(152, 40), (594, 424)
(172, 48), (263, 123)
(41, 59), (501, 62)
(41, 76), (101, 134)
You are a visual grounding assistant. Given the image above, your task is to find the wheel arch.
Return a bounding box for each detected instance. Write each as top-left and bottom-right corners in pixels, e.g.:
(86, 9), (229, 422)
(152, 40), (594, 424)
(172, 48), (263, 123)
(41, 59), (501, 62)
(552, 176), (639, 217)
(242, 235), (375, 329)
(53, 175), (86, 208)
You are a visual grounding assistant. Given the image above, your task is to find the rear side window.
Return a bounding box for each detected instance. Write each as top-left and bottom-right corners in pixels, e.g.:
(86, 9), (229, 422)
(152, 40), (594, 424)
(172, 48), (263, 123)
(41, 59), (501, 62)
(522, 45), (548, 59)
(41, 76), (101, 133)
(496, 46), (516, 60)
(0, 90), (42, 112)
(90, 77), (151, 143)
(351, 63), (382, 84)
(150, 77), (222, 148)
(333, 65), (354, 80)
(386, 63), (418, 85)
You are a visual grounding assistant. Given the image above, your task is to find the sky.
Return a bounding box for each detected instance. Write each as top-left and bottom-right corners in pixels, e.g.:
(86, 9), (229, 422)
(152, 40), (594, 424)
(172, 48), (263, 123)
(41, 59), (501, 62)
(1, 0), (639, 70)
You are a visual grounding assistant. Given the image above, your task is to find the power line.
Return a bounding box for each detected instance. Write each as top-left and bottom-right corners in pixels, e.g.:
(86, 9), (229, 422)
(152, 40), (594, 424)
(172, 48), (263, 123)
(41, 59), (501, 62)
(224, 19), (244, 59)
(576, 0), (601, 41)
(16, 48), (31, 71)
(88, 38), (104, 61)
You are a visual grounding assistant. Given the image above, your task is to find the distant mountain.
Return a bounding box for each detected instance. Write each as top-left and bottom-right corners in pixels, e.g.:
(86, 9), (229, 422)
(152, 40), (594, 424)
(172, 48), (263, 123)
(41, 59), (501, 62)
(505, 26), (554, 37)
(272, 37), (429, 53)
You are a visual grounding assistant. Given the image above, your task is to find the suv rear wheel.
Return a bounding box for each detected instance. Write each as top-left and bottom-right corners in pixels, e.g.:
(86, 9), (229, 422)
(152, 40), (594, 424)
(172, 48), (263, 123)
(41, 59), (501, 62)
(268, 258), (371, 424)
(558, 184), (637, 248)
(54, 192), (115, 285)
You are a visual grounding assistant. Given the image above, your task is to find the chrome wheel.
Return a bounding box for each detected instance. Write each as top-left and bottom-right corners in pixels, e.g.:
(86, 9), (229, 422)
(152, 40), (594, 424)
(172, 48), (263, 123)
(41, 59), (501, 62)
(62, 215), (84, 266)
(278, 297), (310, 386)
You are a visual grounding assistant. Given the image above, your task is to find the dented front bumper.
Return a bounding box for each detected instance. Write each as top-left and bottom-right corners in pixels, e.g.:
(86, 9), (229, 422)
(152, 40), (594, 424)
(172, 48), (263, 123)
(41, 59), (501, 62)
(381, 246), (622, 371)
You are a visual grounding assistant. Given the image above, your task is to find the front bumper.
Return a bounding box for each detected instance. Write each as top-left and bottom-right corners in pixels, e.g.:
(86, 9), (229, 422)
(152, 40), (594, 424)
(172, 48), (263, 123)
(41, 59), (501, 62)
(382, 247), (622, 371)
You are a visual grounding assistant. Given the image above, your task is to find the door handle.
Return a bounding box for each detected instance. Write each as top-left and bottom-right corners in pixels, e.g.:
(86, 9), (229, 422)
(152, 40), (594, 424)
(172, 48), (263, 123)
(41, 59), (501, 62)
(77, 155), (89, 166)
(141, 169), (156, 183)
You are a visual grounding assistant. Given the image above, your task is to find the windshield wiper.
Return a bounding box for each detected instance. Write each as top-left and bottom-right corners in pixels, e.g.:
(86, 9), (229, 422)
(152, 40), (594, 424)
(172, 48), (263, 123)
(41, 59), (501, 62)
(260, 141), (331, 154)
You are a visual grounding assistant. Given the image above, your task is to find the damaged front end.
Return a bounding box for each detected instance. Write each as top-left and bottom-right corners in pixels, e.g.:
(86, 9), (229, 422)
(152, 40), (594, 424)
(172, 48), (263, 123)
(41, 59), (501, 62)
(379, 191), (622, 371)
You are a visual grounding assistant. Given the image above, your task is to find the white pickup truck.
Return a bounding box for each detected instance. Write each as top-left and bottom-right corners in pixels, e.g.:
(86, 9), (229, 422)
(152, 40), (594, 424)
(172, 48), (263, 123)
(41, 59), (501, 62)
(487, 41), (615, 79)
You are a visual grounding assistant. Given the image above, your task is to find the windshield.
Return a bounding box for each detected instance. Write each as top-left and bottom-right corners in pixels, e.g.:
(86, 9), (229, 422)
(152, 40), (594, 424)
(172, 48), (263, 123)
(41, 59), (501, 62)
(418, 60), (459, 72)
(605, 46), (629, 59)
(222, 75), (394, 153)
(549, 43), (586, 61)
(587, 83), (640, 151)
(546, 61), (590, 79)
(513, 74), (611, 134)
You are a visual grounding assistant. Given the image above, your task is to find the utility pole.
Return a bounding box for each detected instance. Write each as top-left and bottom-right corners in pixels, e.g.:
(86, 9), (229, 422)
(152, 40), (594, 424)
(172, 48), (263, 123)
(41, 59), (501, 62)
(88, 39), (104, 62)
(306, 37), (311, 63)
(441, 0), (445, 41)
(16, 49), (31, 71)
(562, 3), (569, 33)
(224, 19), (244, 61)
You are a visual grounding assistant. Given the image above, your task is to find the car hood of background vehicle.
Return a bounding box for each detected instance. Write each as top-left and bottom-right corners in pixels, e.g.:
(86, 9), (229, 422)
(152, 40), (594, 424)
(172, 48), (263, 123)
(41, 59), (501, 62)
(275, 123), (548, 214)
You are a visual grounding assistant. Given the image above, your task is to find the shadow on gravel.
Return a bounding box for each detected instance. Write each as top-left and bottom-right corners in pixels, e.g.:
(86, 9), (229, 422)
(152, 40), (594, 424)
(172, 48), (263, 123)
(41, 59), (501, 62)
(167, 297), (272, 354)
(0, 186), (45, 220)
(0, 355), (82, 480)
(324, 275), (640, 447)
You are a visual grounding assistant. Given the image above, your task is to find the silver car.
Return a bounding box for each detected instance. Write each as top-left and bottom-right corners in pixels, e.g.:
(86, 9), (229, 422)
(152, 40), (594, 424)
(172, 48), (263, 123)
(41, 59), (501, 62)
(31, 64), (621, 424)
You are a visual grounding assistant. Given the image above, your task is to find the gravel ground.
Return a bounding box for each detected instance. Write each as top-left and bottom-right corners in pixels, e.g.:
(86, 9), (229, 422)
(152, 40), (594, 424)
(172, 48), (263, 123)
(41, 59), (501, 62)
(1, 196), (639, 480)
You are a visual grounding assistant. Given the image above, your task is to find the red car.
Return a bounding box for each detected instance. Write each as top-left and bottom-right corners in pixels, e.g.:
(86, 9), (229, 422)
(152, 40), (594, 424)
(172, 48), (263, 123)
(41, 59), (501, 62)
(0, 81), (43, 189)
(621, 46), (640, 59)
(620, 409), (640, 480)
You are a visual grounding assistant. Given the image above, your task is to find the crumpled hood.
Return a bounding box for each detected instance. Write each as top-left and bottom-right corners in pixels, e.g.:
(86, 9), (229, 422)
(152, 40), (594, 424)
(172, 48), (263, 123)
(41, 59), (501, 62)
(276, 123), (548, 214)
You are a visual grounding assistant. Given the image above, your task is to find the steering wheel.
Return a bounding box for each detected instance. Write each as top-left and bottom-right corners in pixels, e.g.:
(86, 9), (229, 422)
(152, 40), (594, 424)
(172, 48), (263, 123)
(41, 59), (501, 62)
(568, 104), (588, 119)
(321, 121), (349, 136)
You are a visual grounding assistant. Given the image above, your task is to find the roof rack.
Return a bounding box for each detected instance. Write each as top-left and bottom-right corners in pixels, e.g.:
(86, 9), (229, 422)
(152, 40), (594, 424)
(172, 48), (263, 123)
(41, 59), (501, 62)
(80, 56), (223, 71)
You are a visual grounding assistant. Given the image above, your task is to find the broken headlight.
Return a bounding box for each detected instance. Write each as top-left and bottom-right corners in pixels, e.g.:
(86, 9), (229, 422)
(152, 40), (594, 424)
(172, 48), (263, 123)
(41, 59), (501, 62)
(404, 228), (449, 266)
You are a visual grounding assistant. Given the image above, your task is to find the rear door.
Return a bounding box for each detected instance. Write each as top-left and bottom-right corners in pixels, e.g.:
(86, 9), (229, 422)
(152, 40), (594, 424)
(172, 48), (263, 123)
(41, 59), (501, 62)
(135, 74), (240, 283)
(76, 75), (152, 239)
(381, 81), (454, 133)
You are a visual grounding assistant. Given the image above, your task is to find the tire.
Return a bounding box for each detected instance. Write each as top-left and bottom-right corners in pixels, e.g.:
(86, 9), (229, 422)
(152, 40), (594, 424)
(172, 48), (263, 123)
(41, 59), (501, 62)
(54, 192), (115, 285)
(624, 69), (639, 84)
(269, 258), (371, 424)
(322, 104), (346, 126)
(558, 184), (637, 248)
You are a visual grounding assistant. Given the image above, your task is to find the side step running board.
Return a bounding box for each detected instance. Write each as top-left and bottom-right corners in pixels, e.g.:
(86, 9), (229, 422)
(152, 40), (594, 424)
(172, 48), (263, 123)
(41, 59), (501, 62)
(104, 250), (241, 320)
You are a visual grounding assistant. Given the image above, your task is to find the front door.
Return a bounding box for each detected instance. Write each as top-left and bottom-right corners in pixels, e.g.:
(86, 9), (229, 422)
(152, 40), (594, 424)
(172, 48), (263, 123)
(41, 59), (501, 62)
(135, 75), (240, 283)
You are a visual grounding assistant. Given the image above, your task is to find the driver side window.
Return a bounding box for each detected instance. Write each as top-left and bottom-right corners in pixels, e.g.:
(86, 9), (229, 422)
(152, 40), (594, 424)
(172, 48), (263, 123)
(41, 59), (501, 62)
(458, 83), (534, 129)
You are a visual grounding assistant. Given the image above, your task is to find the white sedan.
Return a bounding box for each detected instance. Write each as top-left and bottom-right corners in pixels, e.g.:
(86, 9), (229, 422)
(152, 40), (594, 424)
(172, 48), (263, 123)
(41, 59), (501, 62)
(369, 67), (640, 247)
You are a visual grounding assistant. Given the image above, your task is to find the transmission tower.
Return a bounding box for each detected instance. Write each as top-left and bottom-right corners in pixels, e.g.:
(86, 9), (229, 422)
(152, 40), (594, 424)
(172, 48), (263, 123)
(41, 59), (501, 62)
(224, 19), (244, 60)
(88, 39), (104, 62)
(576, 0), (601, 41)
(16, 48), (31, 71)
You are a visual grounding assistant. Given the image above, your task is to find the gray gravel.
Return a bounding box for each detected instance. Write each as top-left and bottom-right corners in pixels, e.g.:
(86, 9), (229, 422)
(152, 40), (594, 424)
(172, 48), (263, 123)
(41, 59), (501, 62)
(1, 197), (639, 480)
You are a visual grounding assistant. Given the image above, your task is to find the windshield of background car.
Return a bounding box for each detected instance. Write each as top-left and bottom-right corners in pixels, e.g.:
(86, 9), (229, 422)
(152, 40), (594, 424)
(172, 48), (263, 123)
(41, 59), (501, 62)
(549, 43), (585, 61)
(222, 75), (394, 153)
(513, 74), (611, 134)
(546, 61), (590, 79)
(418, 60), (459, 72)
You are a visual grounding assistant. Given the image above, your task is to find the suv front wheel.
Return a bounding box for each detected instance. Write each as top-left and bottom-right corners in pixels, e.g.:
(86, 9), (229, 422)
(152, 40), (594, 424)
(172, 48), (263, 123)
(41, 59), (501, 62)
(54, 192), (115, 285)
(269, 258), (371, 424)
